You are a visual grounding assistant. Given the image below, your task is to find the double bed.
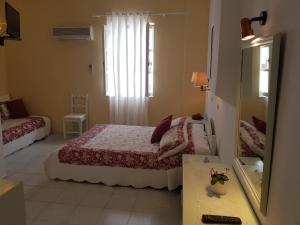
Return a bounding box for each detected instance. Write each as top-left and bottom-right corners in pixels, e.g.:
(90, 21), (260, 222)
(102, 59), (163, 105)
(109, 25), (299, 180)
(45, 117), (215, 190)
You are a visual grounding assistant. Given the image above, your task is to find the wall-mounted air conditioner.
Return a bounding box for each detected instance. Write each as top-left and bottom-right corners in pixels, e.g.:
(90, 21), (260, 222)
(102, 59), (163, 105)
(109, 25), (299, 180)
(53, 26), (94, 40)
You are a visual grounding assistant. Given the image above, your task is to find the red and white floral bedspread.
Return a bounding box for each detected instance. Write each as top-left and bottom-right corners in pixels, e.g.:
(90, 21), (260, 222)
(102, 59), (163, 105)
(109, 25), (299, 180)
(58, 124), (195, 170)
(2, 117), (46, 144)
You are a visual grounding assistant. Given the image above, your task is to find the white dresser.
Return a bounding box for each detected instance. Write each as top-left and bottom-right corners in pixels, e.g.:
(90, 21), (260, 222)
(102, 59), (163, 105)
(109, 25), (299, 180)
(183, 154), (259, 225)
(0, 179), (26, 225)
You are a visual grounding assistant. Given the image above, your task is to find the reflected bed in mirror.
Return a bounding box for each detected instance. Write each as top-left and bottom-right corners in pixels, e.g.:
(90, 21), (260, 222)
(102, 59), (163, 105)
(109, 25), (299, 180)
(239, 42), (272, 197)
(233, 34), (281, 224)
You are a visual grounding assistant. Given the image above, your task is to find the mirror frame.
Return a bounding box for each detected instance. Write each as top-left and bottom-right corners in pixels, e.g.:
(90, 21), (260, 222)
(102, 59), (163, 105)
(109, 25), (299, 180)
(233, 33), (281, 224)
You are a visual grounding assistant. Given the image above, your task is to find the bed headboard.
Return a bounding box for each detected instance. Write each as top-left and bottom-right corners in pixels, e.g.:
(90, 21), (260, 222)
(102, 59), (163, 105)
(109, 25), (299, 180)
(204, 118), (217, 155)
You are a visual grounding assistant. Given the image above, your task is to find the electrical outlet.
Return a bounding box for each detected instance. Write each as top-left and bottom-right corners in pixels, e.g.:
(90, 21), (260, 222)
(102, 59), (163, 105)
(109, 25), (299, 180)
(88, 64), (94, 73)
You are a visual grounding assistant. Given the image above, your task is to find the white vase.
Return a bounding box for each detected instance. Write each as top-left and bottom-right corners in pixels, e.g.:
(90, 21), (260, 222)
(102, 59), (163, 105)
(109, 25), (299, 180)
(211, 182), (227, 195)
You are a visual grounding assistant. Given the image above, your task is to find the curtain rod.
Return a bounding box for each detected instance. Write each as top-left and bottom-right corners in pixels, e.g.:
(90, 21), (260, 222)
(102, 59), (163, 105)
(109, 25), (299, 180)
(92, 11), (190, 18)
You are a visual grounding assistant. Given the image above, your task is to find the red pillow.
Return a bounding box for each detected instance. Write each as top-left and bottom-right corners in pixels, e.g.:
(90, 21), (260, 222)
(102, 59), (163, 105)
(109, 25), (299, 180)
(192, 113), (203, 120)
(151, 115), (173, 143)
(252, 116), (266, 134)
(6, 99), (29, 119)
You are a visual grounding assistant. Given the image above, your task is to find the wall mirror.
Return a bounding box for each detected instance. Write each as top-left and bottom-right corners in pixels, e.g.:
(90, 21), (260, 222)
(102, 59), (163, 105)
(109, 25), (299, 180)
(233, 34), (281, 224)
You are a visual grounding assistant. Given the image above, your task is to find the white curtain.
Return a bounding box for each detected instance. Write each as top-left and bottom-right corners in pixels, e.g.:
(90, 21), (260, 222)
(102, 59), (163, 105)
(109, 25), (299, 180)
(104, 12), (149, 126)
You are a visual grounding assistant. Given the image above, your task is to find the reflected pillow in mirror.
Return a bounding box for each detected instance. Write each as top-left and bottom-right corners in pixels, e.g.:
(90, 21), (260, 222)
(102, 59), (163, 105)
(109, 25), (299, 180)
(240, 120), (265, 158)
(252, 116), (266, 134)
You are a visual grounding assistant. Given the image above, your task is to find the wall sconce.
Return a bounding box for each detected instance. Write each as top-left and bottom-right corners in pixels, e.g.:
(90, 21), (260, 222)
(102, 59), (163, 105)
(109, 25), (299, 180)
(191, 72), (209, 91)
(240, 11), (267, 41)
(0, 22), (7, 36)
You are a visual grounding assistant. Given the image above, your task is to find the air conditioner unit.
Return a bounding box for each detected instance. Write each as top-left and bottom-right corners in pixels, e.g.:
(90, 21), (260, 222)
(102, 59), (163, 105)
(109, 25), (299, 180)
(53, 26), (94, 40)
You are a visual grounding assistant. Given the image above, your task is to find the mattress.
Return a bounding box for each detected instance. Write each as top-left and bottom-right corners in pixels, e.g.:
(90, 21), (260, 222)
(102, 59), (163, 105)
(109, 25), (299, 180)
(45, 122), (211, 190)
(3, 116), (51, 156)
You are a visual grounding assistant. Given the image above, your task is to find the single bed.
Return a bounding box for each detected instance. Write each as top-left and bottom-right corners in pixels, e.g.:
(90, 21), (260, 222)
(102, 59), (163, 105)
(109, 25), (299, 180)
(45, 118), (215, 190)
(0, 94), (51, 156)
(2, 116), (51, 156)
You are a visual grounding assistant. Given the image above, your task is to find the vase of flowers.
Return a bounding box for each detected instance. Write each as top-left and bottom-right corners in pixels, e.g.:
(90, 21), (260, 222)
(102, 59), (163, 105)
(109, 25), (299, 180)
(210, 168), (229, 195)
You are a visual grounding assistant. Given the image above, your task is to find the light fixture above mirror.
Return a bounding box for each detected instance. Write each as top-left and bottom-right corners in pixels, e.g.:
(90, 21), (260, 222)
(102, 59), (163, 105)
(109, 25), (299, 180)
(240, 11), (268, 41)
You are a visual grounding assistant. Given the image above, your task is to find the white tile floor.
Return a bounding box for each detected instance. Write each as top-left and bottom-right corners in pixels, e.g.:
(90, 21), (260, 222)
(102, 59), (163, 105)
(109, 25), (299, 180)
(5, 135), (182, 225)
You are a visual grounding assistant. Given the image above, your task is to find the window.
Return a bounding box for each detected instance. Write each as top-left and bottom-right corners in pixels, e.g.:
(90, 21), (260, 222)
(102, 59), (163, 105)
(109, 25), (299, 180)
(146, 23), (155, 97)
(259, 45), (270, 98)
(103, 21), (155, 97)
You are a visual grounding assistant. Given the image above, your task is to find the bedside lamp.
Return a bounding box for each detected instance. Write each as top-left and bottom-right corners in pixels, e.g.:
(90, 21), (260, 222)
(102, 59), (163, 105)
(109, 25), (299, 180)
(191, 72), (209, 91)
(0, 22), (7, 36)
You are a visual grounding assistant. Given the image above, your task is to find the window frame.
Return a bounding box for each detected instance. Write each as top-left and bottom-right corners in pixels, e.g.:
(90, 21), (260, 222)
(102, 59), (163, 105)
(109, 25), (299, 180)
(146, 22), (155, 97)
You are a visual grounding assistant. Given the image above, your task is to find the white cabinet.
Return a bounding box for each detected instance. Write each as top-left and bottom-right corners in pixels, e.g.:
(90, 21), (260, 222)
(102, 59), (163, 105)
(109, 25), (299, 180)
(182, 154), (258, 225)
(207, 0), (221, 93)
(0, 179), (26, 225)
(207, 0), (242, 105)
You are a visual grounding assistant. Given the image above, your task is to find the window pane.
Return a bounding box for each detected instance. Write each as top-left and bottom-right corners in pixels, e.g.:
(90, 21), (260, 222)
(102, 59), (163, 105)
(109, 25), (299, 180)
(259, 71), (269, 96)
(259, 45), (270, 97)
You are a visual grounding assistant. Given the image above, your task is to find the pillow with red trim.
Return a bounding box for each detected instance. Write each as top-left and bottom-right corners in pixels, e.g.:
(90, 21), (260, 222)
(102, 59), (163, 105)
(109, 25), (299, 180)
(252, 116), (266, 134)
(171, 116), (187, 128)
(151, 115), (173, 143)
(6, 99), (29, 119)
(240, 120), (265, 158)
(158, 117), (188, 160)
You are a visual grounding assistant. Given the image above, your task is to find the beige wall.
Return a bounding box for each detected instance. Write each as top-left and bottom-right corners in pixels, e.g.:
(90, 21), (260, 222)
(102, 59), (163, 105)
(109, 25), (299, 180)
(4, 0), (209, 133)
(0, 0), (8, 96)
(207, 0), (300, 224)
(0, 47), (7, 96)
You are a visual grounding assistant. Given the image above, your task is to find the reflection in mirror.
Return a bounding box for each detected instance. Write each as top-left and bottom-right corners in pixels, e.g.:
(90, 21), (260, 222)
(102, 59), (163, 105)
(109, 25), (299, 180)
(234, 34), (281, 223)
(238, 43), (272, 199)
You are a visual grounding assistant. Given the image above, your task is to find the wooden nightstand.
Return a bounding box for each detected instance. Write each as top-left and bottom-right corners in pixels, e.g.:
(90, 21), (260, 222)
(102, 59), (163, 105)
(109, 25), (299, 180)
(182, 154), (259, 225)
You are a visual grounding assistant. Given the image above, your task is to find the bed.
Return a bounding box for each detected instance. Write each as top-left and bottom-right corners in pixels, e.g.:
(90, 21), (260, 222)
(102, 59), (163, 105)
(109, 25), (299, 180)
(2, 116), (51, 156)
(0, 94), (51, 156)
(45, 117), (215, 190)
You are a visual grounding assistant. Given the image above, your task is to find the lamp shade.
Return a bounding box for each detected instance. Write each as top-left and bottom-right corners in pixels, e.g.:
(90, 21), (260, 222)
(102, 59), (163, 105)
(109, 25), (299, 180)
(191, 72), (209, 87)
(0, 22), (6, 36)
(240, 18), (255, 41)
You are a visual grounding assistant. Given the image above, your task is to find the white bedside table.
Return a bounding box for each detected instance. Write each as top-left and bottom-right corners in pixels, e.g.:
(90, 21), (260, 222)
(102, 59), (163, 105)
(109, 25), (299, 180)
(0, 179), (26, 225)
(182, 154), (259, 225)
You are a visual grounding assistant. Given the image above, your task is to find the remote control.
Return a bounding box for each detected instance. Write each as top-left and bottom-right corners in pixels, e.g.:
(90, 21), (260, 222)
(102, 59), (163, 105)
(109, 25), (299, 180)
(202, 214), (242, 224)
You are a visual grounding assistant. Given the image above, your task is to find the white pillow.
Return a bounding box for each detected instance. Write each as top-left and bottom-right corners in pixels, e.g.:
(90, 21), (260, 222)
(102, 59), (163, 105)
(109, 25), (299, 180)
(158, 118), (188, 160)
(191, 124), (211, 155)
(171, 117), (189, 127)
